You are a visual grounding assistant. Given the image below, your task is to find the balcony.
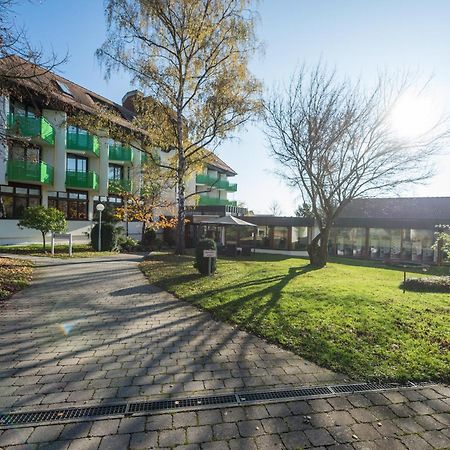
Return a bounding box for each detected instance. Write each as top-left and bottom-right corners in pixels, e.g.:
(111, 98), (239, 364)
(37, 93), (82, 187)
(66, 131), (100, 157)
(196, 174), (237, 192)
(66, 170), (99, 190)
(108, 178), (133, 194)
(109, 145), (133, 162)
(198, 196), (237, 207)
(7, 113), (55, 145)
(7, 160), (54, 185)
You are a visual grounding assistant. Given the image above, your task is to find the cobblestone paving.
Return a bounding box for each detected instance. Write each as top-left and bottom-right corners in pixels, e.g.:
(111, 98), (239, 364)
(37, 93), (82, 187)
(0, 256), (448, 449)
(0, 385), (449, 449)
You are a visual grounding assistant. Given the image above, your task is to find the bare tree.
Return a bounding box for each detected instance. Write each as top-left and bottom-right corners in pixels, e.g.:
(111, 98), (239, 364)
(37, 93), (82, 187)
(0, 0), (66, 85)
(97, 0), (262, 254)
(268, 199), (282, 216)
(264, 64), (448, 267)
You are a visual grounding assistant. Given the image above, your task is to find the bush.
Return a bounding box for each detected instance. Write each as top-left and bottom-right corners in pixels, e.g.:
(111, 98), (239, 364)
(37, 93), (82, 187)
(142, 228), (157, 248)
(194, 239), (217, 275)
(91, 223), (119, 251)
(402, 276), (450, 293)
(117, 235), (139, 252)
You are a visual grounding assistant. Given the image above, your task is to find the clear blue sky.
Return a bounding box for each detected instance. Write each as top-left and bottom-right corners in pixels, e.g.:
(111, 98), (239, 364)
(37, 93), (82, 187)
(13, 0), (450, 214)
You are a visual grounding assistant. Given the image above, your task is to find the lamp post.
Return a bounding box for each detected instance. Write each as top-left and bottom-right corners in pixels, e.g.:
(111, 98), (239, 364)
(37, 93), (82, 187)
(96, 203), (105, 252)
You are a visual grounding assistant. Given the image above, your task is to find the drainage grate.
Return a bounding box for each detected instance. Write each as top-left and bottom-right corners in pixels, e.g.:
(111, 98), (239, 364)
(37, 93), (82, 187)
(0, 381), (432, 428)
(129, 394), (237, 413)
(0, 404), (127, 426)
(330, 382), (399, 394)
(238, 386), (332, 402)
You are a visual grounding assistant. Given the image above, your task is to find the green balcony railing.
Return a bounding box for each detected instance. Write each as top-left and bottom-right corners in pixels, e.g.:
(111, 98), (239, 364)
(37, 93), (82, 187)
(66, 170), (99, 190)
(196, 174), (237, 192)
(7, 160), (54, 185)
(108, 178), (133, 194)
(66, 131), (100, 156)
(7, 113), (55, 145)
(109, 145), (133, 162)
(198, 197), (237, 207)
(141, 151), (149, 163)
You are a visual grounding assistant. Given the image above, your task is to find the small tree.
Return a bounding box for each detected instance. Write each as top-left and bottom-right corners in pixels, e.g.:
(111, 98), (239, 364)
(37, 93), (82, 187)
(295, 202), (314, 219)
(18, 206), (66, 251)
(268, 200), (283, 216)
(432, 225), (450, 266)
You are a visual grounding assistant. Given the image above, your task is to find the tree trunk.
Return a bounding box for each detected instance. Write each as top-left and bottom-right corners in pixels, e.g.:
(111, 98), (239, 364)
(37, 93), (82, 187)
(307, 227), (330, 268)
(175, 147), (186, 255)
(41, 232), (46, 252)
(141, 223), (146, 245)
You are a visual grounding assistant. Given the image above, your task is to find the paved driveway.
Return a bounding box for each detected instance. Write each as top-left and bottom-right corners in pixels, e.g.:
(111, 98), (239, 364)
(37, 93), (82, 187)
(0, 255), (448, 449)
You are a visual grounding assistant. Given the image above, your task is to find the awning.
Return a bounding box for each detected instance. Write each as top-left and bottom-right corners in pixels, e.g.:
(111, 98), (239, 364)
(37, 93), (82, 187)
(199, 215), (257, 227)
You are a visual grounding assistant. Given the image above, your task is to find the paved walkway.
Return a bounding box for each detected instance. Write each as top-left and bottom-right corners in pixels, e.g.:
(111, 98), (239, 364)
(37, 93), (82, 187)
(0, 255), (448, 449)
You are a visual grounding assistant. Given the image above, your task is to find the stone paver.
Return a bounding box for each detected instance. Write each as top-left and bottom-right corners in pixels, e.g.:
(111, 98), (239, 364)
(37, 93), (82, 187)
(0, 255), (448, 449)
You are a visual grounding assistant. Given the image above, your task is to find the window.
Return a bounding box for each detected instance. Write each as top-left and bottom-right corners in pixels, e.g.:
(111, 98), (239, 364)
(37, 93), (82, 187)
(48, 191), (88, 220)
(0, 184), (41, 219)
(9, 145), (41, 162)
(54, 80), (73, 97)
(93, 195), (123, 208)
(292, 227), (309, 251)
(67, 154), (88, 172)
(273, 226), (288, 249)
(10, 102), (37, 118)
(108, 164), (123, 180)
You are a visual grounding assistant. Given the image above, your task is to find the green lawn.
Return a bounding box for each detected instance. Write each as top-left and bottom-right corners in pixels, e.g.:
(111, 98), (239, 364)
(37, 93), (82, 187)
(140, 253), (450, 383)
(0, 244), (117, 258)
(0, 257), (33, 300)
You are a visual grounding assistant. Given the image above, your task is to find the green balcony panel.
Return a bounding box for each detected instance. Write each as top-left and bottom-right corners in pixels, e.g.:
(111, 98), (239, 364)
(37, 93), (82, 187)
(141, 152), (148, 163)
(198, 197), (237, 207)
(7, 113), (55, 145)
(108, 178), (133, 194)
(196, 174), (237, 192)
(109, 145), (133, 162)
(66, 131), (100, 156)
(7, 160), (54, 185)
(66, 170), (99, 190)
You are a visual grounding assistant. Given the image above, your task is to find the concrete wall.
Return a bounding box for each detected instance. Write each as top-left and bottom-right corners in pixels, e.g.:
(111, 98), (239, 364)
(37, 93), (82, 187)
(0, 220), (92, 245)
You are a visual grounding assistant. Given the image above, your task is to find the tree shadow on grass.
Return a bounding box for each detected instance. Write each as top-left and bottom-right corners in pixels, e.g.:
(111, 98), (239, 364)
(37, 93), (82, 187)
(194, 264), (321, 324)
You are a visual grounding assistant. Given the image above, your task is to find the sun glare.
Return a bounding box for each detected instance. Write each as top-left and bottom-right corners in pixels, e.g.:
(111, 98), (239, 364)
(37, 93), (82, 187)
(389, 90), (441, 139)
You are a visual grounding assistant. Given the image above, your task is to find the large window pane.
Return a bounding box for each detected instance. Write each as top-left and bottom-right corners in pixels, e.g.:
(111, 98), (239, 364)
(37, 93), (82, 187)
(273, 226), (288, 249)
(292, 227), (308, 250)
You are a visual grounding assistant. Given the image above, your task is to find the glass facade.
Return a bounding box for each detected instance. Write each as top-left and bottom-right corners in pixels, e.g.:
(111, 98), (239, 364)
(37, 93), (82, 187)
(292, 226), (309, 250)
(329, 227), (435, 262)
(48, 191), (88, 220)
(0, 184), (41, 219)
(273, 226), (288, 249)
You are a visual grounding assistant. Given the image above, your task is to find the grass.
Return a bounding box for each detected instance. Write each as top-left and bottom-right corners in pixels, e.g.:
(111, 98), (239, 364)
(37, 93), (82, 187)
(140, 253), (450, 383)
(0, 257), (33, 300)
(0, 243), (118, 258)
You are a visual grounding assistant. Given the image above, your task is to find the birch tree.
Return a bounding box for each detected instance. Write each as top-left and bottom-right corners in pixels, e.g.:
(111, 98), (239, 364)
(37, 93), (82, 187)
(264, 64), (448, 267)
(97, 0), (261, 254)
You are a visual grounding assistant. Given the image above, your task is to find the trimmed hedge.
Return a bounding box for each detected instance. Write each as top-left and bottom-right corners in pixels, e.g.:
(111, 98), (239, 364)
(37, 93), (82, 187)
(91, 223), (119, 251)
(194, 239), (217, 275)
(402, 276), (450, 293)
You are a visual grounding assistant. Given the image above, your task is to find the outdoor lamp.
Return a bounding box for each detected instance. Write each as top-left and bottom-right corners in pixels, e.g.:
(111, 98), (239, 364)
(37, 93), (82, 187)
(96, 203), (105, 252)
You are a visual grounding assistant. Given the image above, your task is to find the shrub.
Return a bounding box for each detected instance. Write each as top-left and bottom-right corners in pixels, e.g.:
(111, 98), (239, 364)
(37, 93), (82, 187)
(117, 236), (139, 252)
(17, 206), (67, 251)
(142, 228), (157, 248)
(194, 239), (217, 275)
(91, 223), (119, 251)
(402, 276), (450, 293)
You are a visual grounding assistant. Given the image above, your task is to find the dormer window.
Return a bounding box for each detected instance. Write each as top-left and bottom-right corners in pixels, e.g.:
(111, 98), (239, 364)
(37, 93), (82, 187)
(54, 80), (73, 97)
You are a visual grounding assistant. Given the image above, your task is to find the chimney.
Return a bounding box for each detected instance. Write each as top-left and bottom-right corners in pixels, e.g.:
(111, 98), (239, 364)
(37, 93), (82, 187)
(122, 90), (142, 112)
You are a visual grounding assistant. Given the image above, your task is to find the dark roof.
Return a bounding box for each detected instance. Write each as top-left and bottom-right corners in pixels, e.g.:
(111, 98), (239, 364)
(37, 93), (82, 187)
(242, 216), (314, 227)
(335, 197), (450, 228)
(0, 55), (142, 134)
(206, 152), (237, 176)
